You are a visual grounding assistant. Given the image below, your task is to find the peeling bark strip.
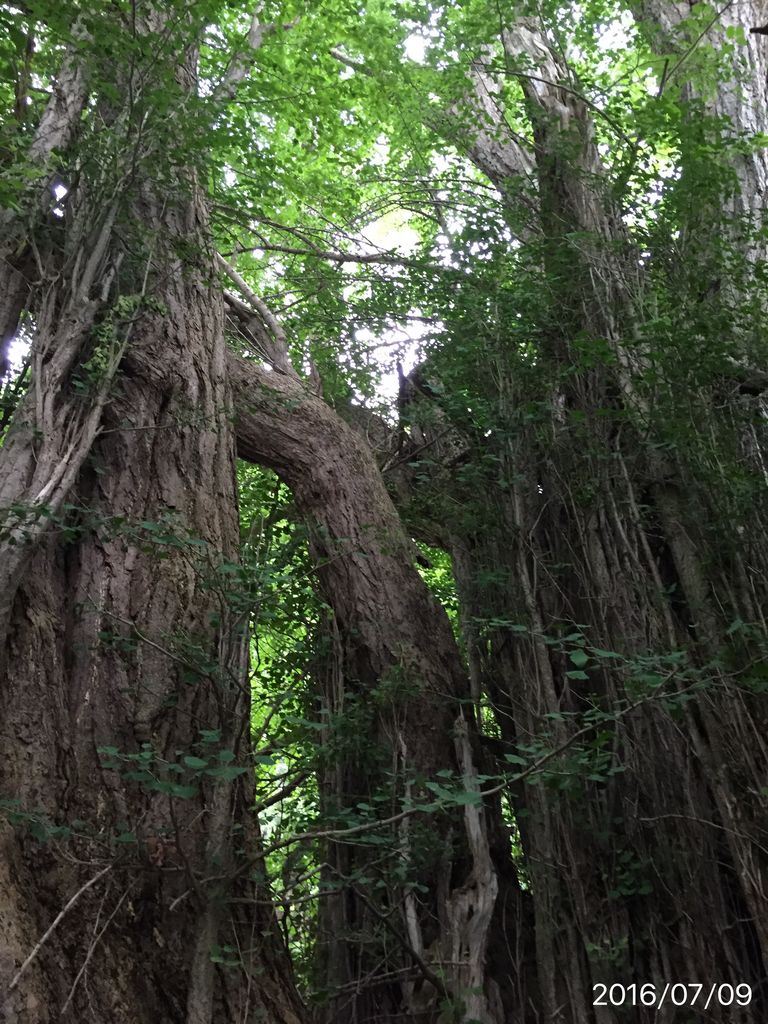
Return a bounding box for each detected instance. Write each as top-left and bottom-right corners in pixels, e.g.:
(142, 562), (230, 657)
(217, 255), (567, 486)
(443, 715), (501, 1024)
(0, 28), (89, 378)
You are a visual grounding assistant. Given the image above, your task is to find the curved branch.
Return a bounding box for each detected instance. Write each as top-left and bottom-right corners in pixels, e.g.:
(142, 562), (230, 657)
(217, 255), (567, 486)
(229, 349), (468, 747)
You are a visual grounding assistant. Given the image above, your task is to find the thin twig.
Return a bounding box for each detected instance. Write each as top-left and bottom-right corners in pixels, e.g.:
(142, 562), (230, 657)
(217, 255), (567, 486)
(60, 881), (134, 1013)
(228, 241), (435, 271)
(7, 863), (112, 993)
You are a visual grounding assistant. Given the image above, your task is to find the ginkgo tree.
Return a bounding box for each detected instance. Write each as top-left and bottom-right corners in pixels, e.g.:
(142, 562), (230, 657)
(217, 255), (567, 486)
(1, 1), (767, 1023)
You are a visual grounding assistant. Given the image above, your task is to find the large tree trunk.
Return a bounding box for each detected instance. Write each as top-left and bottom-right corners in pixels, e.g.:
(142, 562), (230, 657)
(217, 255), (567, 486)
(0, 9), (522, 1020)
(4, 3), (766, 1022)
(399, 10), (768, 1022)
(0, 14), (305, 1024)
(0, 205), (305, 1024)
(635, 0), (768, 260)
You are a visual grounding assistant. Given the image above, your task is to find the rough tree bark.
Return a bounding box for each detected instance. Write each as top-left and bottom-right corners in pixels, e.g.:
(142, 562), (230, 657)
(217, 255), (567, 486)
(634, 0), (768, 260)
(3, 3), (766, 1023)
(393, 9), (768, 1022)
(0, 12), (305, 1024)
(0, 7), (521, 1024)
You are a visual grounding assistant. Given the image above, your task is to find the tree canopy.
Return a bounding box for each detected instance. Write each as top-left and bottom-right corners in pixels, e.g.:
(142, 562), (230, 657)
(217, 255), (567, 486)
(1, 1), (767, 1022)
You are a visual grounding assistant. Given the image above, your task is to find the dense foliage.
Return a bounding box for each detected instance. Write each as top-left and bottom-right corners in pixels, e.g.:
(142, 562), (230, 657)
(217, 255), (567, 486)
(1, 1), (767, 1022)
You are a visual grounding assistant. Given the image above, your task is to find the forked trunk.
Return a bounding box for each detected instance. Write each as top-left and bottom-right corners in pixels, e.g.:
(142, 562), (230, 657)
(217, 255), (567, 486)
(0, 191), (305, 1023)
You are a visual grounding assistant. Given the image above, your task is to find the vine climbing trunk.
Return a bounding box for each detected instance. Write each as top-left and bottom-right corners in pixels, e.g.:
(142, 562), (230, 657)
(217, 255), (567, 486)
(0, 10), (305, 1024)
(396, 9), (768, 1022)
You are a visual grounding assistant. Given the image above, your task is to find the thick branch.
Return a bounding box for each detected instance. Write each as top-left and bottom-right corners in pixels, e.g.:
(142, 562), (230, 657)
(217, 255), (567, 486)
(229, 350), (467, 753)
(229, 349), (503, 1019)
(1, 38), (89, 374)
(450, 57), (537, 197)
(211, 9), (297, 104)
(217, 254), (297, 376)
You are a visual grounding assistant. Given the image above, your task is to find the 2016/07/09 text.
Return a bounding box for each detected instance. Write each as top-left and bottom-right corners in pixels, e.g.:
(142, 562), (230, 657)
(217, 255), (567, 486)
(592, 983), (752, 1010)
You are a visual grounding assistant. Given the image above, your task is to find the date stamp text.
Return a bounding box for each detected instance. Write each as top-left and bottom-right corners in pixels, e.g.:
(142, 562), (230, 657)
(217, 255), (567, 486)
(592, 983), (752, 1010)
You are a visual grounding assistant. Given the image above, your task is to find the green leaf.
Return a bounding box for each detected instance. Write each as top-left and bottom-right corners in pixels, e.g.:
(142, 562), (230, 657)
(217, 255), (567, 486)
(169, 784), (199, 799)
(569, 649), (589, 668)
(205, 765), (249, 780)
(183, 755), (209, 769)
(453, 790), (483, 805)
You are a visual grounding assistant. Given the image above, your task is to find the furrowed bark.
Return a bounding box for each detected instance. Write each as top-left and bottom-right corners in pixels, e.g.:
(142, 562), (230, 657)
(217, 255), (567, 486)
(402, 10), (768, 1021)
(0, 203), (306, 1024)
(0, 12), (306, 1024)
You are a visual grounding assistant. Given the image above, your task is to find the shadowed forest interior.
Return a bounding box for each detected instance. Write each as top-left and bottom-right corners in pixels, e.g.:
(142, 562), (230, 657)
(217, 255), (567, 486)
(1, 1), (768, 1021)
